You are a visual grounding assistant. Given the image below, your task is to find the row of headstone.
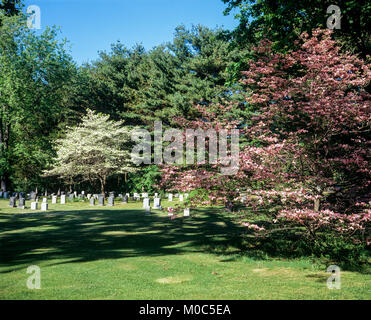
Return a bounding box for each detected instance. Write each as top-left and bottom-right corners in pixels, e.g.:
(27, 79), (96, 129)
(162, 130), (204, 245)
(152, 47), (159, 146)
(167, 207), (191, 217)
(9, 196), (50, 211)
(1, 192), (26, 199)
(166, 193), (188, 202)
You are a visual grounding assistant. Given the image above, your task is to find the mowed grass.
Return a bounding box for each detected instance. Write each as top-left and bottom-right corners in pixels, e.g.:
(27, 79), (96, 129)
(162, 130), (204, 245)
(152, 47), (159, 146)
(0, 199), (370, 300)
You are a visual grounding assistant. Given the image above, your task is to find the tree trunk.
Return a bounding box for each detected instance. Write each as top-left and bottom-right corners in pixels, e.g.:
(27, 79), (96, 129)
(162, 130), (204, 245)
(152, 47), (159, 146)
(0, 177), (6, 192)
(0, 106), (11, 192)
(100, 176), (106, 196)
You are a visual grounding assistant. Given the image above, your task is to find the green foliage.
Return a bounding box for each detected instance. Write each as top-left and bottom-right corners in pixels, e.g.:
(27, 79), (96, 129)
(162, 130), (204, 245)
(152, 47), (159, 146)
(0, 13), (75, 192)
(73, 25), (245, 129)
(310, 233), (369, 268)
(222, 0), (371, 57)
(127, 165), (161, 194)
(0, 0), (22, 25)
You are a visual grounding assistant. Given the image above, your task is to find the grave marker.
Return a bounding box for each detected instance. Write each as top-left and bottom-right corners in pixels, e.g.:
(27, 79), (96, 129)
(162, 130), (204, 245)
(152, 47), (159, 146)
(143, 198), (150, 208)
(153, 198), (162, 209)
(98, 195), (104, 206)
(9, 197), (16, 208)
(108, 196), (114, 207)
(18, 197), (26, 209)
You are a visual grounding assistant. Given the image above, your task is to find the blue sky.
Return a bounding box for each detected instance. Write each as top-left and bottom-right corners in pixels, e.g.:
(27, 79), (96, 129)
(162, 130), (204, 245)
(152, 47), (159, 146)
(23, 0), (238, 65)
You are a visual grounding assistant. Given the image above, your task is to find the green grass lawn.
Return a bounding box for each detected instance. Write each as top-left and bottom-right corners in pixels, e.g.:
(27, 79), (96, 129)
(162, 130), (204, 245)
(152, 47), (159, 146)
(0, 198), (370, 300)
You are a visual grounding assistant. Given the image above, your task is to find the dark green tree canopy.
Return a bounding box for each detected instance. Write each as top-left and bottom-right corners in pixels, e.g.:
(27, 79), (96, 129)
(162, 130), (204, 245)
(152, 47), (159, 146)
(222, 0), (371, 57)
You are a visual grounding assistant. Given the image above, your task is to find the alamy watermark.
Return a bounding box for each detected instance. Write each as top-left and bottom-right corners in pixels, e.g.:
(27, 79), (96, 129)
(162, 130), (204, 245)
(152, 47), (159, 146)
(326, 265), (341, 290)
(327, 5), (341, 30)
(26, 265), (41, 289)
(26, 5), (41, 30)
(131, 121), (239, 175)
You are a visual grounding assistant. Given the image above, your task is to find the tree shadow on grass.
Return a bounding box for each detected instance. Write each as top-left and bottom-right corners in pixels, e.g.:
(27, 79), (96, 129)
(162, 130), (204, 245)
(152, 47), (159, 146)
(0, 206), (368, 274)
(0, 206), (247, 273)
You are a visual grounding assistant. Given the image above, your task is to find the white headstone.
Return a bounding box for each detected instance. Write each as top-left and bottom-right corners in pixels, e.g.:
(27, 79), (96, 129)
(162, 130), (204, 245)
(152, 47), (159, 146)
(145, 206), (151, 215)
(168, 193), (173, 202)
(60, 195), (66, 204)
(179, 194), (184, 202)
(153, 198), (161, 209)
(31, 202), (38, 210)
(41, 203), (48, 211)
(52, 196), (57, 204)
(43, 198), (47, 203)
(184, 208), (190, 217)
(87, 194), (92, 200)
(143, 198), (150, 208)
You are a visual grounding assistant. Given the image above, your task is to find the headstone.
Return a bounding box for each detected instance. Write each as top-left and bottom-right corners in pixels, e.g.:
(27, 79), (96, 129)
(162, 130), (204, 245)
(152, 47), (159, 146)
(87, 194), (92, 200)
(168, 193), (173, 202)
(69, 194), (74, 202)
(109, 192), (115, 198)
(19, 192), (26, 199)
(81, 191), (85, 195)
(0, 191), (3, 198)
(9, 197), (16, 208)
(52, 196), (57, 204)
(98, 195), (104, 206)
(108, 196), (114, 207)
(90, 198), (95, 206)
(185, 193), (189, 199)
(184, 208), (190, 217)
(31, 202), (38, 210)
(3, 192), (9, 199)
(125, 193), (130, 198)
(145, 206), (151, 215)
(43, 198), (47, 203)
(175, 193), (179, 198)
(60, 195), (66, 204)
(155, 193), (158, 198)
(122, 195), (128, 203)
(179, 194), (184, 202)
(143, 198), (150, 208)
(152, 198), (161, 209)
(134, 193), (140, 201)
(41, 203), (48, 211)
(18, 197), (26, 209)
(74, 191), (77, 197)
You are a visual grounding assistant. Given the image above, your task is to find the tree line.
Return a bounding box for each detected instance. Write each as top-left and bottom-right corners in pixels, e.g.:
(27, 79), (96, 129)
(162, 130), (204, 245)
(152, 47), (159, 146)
(0, 0), (369, 195)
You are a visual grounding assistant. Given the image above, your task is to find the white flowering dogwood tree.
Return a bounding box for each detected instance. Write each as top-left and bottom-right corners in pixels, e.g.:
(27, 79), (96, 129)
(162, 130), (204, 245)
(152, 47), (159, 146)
(45, 109), (136, 194)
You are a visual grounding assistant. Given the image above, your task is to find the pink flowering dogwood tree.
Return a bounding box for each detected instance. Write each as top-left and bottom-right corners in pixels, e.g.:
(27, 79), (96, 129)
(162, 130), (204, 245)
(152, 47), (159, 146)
(160, 29), (370, 244)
